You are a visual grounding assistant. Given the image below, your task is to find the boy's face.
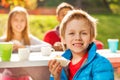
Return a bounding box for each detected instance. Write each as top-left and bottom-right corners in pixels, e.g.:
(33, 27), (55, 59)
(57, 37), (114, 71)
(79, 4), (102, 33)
(63, 19), (92, 54)
(57, 8), (71, 22)
(11, 13), (26, 34)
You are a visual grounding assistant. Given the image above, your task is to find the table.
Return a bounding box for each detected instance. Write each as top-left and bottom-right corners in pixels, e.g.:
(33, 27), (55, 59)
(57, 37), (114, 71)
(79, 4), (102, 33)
(97, 49), (120, 73)
(2, 50), (119, 68)
(0, 51), (63, 80)
(0, 51), (63, 68)
(0, 50), (120, 79)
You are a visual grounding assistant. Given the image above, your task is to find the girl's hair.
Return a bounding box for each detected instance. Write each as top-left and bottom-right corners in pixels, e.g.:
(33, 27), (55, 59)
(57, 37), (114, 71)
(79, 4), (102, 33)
(56, 2), (74, 16)
(5, 6), (30, 45)
(60, 10), (97, 50)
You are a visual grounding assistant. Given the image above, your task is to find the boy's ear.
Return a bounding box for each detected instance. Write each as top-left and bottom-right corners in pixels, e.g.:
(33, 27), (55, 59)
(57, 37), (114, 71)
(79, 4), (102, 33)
(89, 38), (94, 43)
(61, 37), (66, 44)
(61, 37), (67, 50)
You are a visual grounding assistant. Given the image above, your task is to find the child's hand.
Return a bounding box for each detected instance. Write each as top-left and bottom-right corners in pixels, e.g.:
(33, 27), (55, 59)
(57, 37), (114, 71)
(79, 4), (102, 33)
(53, 42), (63, 51)
(12, 40), (25, 52)
(48, 59), (62, 80)
(54, 42), (62, 47)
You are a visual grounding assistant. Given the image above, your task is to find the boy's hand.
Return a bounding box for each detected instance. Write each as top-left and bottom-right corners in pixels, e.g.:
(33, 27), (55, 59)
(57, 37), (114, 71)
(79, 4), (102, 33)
(48, 59), (62, 80)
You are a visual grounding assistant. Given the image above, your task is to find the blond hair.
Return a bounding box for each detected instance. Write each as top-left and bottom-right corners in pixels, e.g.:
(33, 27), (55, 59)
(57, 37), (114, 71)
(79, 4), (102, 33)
(56, 2), (74, 16)
(60, 10), (97, 50)
(5, 6), (30, 45)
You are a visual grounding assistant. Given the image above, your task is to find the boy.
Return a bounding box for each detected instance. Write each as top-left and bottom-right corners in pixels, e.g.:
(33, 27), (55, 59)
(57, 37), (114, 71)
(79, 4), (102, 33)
(43, 2), (74, 51)
(48, 10), (114, 80)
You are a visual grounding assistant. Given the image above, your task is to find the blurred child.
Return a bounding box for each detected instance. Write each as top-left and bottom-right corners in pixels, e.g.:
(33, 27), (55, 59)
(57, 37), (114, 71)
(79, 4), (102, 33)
(0, 6), (51, 80)
(0, 6), (51, 53)
(43, 2), (74, 51)
(48, 10), (114, 80)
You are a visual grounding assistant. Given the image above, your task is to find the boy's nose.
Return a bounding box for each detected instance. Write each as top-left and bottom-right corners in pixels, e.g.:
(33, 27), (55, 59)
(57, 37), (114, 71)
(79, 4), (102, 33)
(18, 21), (21, 25)
(75, 34), (81, 40)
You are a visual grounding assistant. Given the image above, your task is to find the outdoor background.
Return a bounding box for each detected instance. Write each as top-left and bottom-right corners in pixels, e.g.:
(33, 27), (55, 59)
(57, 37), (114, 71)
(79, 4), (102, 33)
(0, 0), (120, 49)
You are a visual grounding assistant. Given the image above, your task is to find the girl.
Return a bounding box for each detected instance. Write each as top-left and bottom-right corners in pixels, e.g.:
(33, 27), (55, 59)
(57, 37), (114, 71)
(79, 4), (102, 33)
(48, 10), (114, 80)
(0, 6), (51, 80)
(0, 6), (51, 52)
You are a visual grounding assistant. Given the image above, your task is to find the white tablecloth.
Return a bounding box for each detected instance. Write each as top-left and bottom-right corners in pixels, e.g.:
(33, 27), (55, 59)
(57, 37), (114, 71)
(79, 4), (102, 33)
(0, 51), (63, 68)
(97, 49), (120, 58)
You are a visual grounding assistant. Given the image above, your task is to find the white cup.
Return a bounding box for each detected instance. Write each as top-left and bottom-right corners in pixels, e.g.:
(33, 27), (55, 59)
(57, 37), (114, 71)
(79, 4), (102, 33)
(41, 46), (55, 56)
(18, 48), (30, 61)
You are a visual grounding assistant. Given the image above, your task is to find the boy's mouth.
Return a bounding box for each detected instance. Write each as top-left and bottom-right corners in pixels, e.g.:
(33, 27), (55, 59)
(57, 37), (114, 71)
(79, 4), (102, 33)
(73, 43), (83, 47)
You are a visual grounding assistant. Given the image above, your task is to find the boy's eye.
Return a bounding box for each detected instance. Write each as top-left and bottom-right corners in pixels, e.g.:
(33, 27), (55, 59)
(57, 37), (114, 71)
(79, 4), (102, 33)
(68, 32), (74, 35)
(82, 32), (87, 35)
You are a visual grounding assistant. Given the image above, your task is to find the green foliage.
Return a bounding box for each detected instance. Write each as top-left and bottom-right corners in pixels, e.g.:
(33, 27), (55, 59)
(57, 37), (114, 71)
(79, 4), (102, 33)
(29, 15), (58, 39)
(106, 0), (120, 14)
(0, 14), (7, 35)
(0, 14), (120, 49)
(110, 4), (120, 14)
(92, 14), (120, 49)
